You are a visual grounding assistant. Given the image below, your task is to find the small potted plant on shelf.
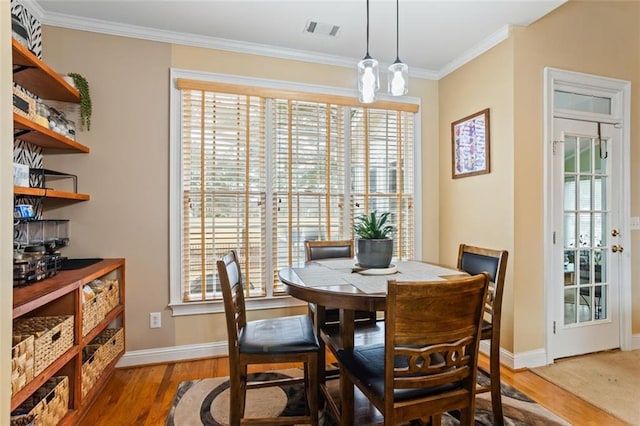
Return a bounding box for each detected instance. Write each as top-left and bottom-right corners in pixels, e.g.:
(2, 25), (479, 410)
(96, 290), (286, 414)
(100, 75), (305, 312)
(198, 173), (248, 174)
(67, 72), (92, 131)
(353, 210), (394, 268)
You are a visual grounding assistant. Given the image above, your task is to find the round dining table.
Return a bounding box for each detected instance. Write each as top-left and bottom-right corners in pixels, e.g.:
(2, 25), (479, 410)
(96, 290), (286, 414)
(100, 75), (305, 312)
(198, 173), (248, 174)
(278, 258), (467, 425)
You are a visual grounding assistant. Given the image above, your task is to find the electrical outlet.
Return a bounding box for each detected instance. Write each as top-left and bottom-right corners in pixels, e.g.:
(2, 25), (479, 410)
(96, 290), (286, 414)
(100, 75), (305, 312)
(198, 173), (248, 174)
(150, 312), (161, 329)
(631, 216), (640, 231)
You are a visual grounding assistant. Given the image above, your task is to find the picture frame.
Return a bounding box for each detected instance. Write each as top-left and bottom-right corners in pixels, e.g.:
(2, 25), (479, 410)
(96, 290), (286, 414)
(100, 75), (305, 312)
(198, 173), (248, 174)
(451, 108), (490, 179)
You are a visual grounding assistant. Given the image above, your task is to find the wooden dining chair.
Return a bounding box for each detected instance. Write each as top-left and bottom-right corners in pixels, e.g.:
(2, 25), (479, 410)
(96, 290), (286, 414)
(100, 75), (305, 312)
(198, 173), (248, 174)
(217, 250), (319, 425)
(336, 273), (490, 425)
(457, 243), (509, 426)
(304, 239), (377, 325)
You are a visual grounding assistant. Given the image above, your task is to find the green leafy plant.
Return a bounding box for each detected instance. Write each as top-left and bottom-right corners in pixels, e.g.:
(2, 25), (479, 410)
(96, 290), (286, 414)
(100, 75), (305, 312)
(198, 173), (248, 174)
(353, 210), (394, 239)
(68, 72), (92, 131)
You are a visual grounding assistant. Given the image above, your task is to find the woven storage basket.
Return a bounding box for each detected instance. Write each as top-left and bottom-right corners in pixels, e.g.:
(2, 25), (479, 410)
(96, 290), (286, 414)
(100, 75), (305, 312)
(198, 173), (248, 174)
(11, 334), (35, 395)
(13, 316), (74, 376)
(10, 376), (69, 426)
(81, 328), (124, 397)
(82, 279), (120, 336)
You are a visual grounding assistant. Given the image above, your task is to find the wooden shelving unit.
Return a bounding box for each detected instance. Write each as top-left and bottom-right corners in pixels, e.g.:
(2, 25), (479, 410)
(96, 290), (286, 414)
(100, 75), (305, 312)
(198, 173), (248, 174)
(11, 35), (111, 426)
(11, 259), (126, 424)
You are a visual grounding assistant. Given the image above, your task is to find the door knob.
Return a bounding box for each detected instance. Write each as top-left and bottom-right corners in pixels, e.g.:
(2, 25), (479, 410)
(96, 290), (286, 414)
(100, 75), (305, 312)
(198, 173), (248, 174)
(611, 245), (624, 253)
(611, 229), (620, 237)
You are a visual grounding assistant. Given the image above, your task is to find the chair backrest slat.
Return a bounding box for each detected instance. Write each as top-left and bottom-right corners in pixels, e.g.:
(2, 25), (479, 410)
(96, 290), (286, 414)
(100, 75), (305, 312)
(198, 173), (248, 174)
(385, 274), (490, 397)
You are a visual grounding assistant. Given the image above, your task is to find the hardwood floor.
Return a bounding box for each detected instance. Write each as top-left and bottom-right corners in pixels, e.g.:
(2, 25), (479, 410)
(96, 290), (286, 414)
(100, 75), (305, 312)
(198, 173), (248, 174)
(79, 354), (625, 425)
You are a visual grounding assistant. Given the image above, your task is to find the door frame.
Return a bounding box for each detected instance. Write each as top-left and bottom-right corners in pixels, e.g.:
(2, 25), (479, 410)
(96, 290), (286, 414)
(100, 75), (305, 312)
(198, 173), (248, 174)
(543, 67), (632, 364)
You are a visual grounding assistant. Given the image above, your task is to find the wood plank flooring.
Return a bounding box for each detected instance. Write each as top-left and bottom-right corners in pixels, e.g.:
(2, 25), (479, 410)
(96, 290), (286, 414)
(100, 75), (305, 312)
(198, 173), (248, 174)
(79, 354), (625, 425)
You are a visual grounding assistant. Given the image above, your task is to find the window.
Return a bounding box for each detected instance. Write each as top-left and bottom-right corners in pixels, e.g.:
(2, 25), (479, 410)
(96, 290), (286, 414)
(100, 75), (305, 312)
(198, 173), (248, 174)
(170, 70), (420, 314)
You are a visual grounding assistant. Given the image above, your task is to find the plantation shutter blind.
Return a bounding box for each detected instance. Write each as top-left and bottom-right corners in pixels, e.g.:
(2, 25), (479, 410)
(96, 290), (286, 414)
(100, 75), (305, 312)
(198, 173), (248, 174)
(177, 78), (417, 302)
(180, 89), (266, 301)
(271, 100), (346, 292)
(350, 108), (414, 260)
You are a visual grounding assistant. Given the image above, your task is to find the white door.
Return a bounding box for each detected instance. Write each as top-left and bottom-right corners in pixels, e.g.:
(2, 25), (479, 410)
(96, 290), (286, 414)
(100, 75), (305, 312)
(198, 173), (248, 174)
(552, 118), (621, 359)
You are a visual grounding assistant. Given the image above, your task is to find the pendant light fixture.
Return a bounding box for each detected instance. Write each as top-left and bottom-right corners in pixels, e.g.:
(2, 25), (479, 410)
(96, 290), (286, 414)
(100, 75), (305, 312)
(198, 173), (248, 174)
(357, 0), (379, 103)
(388, 0), (408, 96)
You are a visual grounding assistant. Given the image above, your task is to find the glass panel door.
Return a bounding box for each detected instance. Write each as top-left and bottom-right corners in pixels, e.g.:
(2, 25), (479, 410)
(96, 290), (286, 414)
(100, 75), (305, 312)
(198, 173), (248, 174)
(563, 135), (608, 325)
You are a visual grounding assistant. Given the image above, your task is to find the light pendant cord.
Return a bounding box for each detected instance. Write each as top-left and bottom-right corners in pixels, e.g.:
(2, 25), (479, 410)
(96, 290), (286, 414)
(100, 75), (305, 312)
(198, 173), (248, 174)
(366, 0), (371, 59)
(395, 0), (400, 62)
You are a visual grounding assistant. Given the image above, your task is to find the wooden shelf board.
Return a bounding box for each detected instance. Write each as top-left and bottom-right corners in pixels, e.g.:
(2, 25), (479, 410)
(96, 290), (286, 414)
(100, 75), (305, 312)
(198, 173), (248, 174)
(14, 185), (90, 201)
(14, 114), (90, 153)
(12, 39), (80, 102)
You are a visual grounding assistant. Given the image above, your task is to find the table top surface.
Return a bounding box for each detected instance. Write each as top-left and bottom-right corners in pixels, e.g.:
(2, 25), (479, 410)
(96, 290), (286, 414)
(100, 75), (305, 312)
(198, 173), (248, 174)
(278, 259), (466, 311)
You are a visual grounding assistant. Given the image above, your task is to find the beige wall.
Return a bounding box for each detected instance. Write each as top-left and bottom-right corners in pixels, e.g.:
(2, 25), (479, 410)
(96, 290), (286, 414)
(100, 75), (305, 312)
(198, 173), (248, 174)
(512, 0), (640, 352)
(41, 28), (439, 350)
(438, 38), (516, 351)
(2, 1), (14, 421)
(438, 0), (640, 356)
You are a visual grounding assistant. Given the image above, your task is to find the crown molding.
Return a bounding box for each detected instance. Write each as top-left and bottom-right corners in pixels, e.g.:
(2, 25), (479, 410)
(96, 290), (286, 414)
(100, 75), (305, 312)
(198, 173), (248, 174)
(437, 24), (513, 79)
(33, 5), (513, 82)
(39, 10), (440, 80)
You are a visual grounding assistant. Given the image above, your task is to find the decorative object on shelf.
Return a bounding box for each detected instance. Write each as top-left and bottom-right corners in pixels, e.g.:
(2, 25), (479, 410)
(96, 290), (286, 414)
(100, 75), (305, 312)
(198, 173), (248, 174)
(37, 102), (76, 139)
(67, 72), (92, 131)
(451, 108), (491, 179)
(14, 204), (35, 220)
(13, 163), (29, 187)
(357, 0), (379, 103)
(353, 210), (394, 268)
(11, 14), (29, 51)
(388, 0), (408, 96)
(30, 168), (78, 193)
(12, 86), (35, 120)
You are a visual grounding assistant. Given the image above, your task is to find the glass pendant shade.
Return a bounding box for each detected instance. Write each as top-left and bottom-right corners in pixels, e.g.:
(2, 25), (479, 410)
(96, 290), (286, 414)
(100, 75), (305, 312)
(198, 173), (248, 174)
(358, 56), (380, 103)
(388, 59), (408, 96)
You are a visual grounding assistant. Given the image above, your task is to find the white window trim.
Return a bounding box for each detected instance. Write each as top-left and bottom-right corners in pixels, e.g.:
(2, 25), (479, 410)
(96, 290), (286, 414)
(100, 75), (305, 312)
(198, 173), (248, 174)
(169, 68), (422, 316)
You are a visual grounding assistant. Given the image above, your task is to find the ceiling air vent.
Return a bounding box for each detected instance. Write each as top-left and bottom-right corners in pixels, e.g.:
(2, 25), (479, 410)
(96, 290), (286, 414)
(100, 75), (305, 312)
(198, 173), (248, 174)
(304, 20), (340, 37)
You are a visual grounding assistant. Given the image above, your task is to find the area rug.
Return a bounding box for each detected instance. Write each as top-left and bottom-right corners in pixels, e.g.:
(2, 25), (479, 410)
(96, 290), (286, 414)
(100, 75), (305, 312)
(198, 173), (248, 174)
(166, 368), (569, 425)
(532, 350), (640, 425)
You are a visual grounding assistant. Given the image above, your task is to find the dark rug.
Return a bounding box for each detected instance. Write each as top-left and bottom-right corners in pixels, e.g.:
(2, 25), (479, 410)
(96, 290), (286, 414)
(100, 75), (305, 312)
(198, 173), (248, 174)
(165, 369), (570, 425)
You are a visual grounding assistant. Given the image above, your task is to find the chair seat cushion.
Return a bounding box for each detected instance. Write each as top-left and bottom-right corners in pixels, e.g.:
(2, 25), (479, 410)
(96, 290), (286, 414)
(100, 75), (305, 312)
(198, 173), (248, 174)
(336, 344), (461, 402)
(239, 314), (319, 354)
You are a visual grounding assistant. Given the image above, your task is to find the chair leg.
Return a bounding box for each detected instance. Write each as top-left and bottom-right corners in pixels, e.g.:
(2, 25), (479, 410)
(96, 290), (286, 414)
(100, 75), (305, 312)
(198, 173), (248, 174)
(229, 363), (245, 426)
(489, 339), (504, 426)
(459, 408), (472, 426)
(306, 354), (319, 424)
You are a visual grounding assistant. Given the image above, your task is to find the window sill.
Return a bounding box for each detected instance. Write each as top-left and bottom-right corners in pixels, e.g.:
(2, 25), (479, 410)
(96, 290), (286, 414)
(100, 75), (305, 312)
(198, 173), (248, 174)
(169, 295), (307, 316)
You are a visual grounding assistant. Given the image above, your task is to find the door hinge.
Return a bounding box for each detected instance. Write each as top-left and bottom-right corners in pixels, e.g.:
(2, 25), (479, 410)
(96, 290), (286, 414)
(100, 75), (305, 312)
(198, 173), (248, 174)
(553, 321), (556, 334)
(553, 232), (556, 244)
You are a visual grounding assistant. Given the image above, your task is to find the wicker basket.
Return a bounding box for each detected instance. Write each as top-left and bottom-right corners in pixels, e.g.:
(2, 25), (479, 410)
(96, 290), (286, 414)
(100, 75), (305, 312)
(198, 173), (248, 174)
(11, 334), (35, 395)
(81, 328), (124, 397)
(82, 279), (120, 336)
(13, 316), (74, 376)
(10, 376), (69, 426)
(82, 328), (124, 394)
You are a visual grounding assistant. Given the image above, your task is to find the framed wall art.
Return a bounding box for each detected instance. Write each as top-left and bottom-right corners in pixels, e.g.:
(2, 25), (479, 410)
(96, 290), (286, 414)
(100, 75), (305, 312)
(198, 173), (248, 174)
(451, 108), (490, 179)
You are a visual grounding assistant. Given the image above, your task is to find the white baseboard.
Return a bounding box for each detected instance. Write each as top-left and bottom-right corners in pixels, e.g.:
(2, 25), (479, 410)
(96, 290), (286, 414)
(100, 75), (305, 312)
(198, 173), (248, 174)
(116, 341), (228, 368)
(631, 334), (640, 350)
(117, 334), (640, 369)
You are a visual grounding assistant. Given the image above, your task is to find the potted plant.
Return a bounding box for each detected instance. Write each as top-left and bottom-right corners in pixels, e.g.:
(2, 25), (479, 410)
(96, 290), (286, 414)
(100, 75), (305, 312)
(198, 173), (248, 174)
(67, 72), (92, 131)
(353, 210), (394, 268)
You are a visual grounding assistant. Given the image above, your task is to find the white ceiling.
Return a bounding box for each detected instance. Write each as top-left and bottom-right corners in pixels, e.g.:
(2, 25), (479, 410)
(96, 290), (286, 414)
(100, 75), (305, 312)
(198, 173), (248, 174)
(31, 0), (566, 79)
